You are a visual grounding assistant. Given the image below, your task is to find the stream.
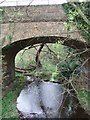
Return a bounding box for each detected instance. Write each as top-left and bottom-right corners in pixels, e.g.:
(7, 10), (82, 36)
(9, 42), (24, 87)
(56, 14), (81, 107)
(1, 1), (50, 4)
(16, 78), (90, 119)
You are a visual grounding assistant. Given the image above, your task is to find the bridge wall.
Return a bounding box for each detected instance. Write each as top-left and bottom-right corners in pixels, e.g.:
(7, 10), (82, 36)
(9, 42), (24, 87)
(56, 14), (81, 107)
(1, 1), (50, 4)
(2, 35), (89, 87)
(2, 22), (85, 48)
(2, 5), (66, 23)
(2, 36), (61, 87)
(1, 5), (89, 87)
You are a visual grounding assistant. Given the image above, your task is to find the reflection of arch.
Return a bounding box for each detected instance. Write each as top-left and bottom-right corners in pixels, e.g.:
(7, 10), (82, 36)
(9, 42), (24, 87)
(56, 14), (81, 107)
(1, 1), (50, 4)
(2, 36), (89, 87)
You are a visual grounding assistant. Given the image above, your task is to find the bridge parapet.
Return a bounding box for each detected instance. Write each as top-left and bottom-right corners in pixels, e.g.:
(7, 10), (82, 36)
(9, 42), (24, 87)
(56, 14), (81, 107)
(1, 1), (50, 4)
(2, 5), (66, 23)
(1, 4), (86, 48)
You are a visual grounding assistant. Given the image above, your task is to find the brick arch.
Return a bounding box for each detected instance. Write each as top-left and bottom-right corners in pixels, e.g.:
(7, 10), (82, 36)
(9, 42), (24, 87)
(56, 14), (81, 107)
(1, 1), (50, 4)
(2, 36), (89, 87)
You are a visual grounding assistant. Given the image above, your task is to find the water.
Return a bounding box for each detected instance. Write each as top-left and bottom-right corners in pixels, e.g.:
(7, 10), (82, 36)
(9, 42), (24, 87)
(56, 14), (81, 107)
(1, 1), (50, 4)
(17, 80), (64, 118)
(16, 79), (90, 119)
(17, 81), (46, 118)
(39, 81), (64, 118)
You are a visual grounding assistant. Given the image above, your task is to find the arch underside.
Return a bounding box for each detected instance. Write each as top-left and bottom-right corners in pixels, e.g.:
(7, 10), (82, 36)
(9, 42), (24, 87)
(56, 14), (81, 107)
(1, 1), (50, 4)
(2, 36), (90, 87)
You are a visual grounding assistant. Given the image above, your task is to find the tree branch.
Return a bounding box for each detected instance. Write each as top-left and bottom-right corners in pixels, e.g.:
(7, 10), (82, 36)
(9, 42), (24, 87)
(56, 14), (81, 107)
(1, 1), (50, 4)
(35, 43), (44, 67)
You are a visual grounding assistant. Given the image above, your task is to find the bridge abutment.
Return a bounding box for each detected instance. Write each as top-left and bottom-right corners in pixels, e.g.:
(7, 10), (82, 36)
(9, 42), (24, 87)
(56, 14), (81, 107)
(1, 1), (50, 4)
(2, 50), (15, 87)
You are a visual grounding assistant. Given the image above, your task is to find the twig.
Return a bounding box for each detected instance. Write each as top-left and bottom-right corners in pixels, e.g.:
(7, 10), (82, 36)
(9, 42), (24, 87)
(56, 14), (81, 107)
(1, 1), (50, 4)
(45, 44), (57, 58)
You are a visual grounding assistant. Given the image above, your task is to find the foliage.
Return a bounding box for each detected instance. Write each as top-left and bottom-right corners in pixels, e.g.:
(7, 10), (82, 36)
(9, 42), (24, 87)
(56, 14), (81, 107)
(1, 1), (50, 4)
(63, 2), (90, 43)
(15, 43), (81, 80)
(78, 91), (90, 111)
(2, 2), (90, 118)
(2, 74), (25, 118)
(57, 47), (81, 79)
(15, 47), (36, 68)
(63, 2), (90, 111)
(3, 42), (89, 118)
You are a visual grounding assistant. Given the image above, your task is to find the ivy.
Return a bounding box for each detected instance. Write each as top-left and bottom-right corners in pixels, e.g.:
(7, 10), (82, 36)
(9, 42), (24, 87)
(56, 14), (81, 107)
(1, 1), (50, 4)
(63, 2), (90, 43)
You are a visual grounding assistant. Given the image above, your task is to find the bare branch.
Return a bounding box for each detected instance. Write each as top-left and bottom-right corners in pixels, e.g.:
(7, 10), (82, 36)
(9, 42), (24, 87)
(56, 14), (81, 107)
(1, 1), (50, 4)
(45, 44), (58, 58)
(35, 43), (44, 67)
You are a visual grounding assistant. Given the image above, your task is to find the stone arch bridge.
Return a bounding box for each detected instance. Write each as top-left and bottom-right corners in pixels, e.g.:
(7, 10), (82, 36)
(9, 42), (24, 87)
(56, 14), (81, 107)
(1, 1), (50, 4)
(1, 5), (90, 87)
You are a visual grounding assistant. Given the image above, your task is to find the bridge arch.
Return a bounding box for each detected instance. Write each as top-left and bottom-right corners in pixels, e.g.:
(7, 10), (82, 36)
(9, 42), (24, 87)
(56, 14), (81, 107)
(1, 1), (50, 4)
(2, 35), (89, 87)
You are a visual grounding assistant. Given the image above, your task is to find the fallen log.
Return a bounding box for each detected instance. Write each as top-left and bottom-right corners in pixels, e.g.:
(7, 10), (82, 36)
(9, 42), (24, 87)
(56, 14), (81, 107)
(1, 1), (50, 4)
(15, 66), (36, 73)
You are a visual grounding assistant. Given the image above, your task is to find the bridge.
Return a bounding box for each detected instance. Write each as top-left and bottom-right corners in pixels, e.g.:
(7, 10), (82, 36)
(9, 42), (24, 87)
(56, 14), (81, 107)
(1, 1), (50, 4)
(1, 4), (90, 87)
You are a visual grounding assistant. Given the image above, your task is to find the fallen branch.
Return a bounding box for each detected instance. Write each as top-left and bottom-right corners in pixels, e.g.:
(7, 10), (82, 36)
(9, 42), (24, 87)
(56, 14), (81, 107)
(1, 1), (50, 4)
(15, 66), (36, 73)
(15, 68), (25, 73)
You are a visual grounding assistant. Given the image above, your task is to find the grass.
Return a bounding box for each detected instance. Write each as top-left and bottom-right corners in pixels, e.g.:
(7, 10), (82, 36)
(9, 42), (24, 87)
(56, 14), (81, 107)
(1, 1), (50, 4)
(2, 75), (25, 118)
(15, 43), (69, 80)
(15, 47), (36, 68)
(2, 43), (68, 118)
(2, 43), (90, 118)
